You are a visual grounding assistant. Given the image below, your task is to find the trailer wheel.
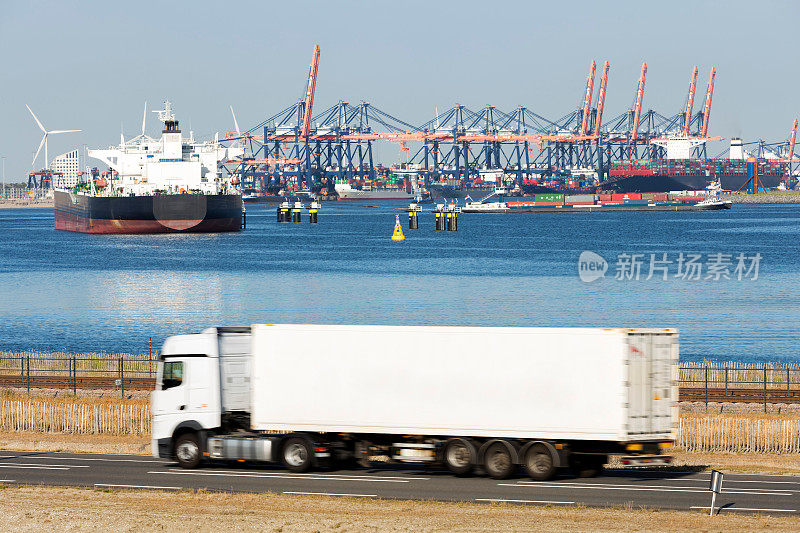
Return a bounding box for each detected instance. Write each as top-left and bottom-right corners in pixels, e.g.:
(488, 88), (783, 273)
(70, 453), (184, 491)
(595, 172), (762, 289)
(174, 433), (202, 469)
(524, 443), (557, 481)
(281, 437), (314, 473)
(443, 439), (475, 476)
(483, 442), (515, 480)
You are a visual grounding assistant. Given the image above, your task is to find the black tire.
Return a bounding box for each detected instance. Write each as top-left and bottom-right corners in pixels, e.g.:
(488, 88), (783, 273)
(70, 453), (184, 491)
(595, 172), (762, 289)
(483, 442), (515, 480)
(174, 433), (202, 469)
(443, 440), (474, 477)
(281, 437), (314, 473)
(570, 454), (606, 478)
(524, 443), (557, 481)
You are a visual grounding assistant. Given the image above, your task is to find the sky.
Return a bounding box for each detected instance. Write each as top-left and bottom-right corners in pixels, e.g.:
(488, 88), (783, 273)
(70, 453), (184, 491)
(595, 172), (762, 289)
(1, 0), (798, 182)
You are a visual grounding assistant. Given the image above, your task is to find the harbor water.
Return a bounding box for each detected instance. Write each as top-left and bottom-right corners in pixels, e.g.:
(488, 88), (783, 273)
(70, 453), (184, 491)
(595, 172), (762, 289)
(0, 203), (798, 364)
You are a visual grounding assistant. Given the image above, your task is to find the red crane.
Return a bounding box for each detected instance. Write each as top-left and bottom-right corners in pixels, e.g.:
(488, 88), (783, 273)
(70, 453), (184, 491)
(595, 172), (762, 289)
(593, 61), (610, 137)
(700, 68), (716, 138)
(300, 45), (321, 140)
(629, 62), (647, 154)
(789, 119), (798, 160)
(683, 66), (698, 136)
(579, 61), (596, 136)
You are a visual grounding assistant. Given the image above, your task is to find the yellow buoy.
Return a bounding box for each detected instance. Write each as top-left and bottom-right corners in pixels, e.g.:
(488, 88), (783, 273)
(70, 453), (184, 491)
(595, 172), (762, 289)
(391, 214), (405, 241)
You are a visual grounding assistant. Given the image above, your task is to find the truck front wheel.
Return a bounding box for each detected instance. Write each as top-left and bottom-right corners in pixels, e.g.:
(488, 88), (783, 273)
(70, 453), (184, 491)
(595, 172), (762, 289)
(175, 433), (202, 469)
(281, 437), (314, 473)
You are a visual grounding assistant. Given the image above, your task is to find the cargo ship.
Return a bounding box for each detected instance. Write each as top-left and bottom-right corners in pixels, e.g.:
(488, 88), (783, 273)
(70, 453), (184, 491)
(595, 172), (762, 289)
(601, 139), (785, 192)
(462, 189), (731, 213)
(55, 102), (244, 234)
(334, 182), (414, 200)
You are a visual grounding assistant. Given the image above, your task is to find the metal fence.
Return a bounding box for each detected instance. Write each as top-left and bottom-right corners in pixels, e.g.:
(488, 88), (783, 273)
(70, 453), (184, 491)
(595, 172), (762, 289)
(0, 351), (156, 397)
(678, 362), (800, 410)
(2, 352), (800, 407)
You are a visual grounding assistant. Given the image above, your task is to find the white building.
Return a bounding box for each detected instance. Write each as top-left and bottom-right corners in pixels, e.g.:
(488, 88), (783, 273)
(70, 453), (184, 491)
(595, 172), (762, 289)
(50, 149), (81, 188)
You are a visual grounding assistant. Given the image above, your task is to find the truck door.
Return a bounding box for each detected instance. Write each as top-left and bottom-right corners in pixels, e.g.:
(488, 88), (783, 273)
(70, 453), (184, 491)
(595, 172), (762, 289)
(626, 333), (676, 437)
(153, 358), (189, 416)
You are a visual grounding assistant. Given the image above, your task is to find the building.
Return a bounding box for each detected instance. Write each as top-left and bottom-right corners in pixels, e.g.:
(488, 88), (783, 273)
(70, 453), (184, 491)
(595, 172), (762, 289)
(50, 149), (80, 188)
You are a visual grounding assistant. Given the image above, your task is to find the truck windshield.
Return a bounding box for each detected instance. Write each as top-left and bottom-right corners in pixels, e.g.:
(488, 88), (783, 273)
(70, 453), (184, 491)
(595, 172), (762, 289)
(162, 361), (184, 390)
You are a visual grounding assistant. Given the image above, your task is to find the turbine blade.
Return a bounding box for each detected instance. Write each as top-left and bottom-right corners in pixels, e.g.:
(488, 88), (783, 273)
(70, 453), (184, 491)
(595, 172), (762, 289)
(230, 105), (241, 134)
(32, 134), (46, 166)
(48, 129), (81, 134)
(141, 101), (147, 135)
(26, 104), (46, 132)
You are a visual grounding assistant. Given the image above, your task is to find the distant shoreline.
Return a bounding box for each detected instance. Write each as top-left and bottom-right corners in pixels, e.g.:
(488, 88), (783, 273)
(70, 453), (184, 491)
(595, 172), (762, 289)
(0, 200), (53, 209)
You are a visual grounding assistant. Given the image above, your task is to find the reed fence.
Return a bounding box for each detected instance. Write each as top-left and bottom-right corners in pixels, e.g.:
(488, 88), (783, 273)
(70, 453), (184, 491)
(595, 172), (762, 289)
(0, 399), (150, 435)
(678, 415), (800, 454)
(679, 362), (800, 389)
(2, 398), (800, 454)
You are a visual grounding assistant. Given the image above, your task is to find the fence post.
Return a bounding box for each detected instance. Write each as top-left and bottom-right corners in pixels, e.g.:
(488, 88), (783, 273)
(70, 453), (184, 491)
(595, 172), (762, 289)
(788, 367), (791, 399)
(26, 355), (30, 396)
(149, 337), (153, 378)
(704, 366), (708, 408)
(724, 367), (728, 397)
(763, 366), (767, 413)
(120, 356), (124, 398)
(72, 355), (77, 395)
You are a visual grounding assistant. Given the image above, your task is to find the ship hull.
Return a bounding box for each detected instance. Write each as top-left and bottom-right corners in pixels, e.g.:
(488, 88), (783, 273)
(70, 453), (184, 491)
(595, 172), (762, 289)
(336, 189), (413, 200)
(602, 173), (783, 193)
(428, 184), (500, 199)
(54, 191), (243, 234)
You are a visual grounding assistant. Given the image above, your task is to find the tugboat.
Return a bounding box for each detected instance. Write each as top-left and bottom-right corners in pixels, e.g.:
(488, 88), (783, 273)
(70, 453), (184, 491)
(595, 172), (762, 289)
(54, 101), (244, 233)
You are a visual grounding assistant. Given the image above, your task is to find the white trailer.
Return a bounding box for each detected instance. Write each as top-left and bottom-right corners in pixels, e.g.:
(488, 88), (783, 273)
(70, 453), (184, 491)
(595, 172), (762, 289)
(151, 324), (678, 480)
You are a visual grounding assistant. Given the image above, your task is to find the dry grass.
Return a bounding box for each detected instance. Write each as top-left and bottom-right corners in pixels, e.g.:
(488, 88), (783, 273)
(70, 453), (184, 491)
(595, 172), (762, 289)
(0, 431), (150, 455)
(0, 486), (798, 532)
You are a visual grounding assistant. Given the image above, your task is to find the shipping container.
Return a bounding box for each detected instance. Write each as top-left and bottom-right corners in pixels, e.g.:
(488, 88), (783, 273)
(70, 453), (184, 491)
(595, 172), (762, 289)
(534, 193), (565, 202)
(598, 194), (612, 201)
(566, 194), (596, 203)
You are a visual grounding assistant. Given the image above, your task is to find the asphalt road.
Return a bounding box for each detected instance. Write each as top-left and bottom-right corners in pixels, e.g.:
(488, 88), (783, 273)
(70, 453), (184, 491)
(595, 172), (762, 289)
(1, 451), (798, 515)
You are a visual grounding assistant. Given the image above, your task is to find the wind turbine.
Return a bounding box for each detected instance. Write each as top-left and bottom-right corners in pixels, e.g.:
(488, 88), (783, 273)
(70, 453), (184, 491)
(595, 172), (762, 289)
(27, 105), (80, 169)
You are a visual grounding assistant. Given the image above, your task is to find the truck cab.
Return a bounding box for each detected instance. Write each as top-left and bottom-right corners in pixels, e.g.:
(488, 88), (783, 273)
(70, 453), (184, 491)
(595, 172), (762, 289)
(151, 327), (251, 464)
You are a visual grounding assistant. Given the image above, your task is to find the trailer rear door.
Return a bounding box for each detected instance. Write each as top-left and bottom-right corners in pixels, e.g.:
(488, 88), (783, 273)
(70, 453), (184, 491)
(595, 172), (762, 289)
(625, 331), (678, 439)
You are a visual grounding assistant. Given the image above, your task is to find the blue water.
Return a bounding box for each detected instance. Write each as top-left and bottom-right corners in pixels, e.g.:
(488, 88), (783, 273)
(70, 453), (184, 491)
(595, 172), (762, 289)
(0, 203), (798, 363)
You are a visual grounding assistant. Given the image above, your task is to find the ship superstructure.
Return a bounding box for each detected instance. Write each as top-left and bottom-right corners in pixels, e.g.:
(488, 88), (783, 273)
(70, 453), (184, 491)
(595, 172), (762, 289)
(54, 101), (245, 234)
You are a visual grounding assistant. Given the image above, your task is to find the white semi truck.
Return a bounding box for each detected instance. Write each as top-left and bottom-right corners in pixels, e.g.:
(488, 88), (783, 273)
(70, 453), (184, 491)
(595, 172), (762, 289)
(151, 324), (678, 480)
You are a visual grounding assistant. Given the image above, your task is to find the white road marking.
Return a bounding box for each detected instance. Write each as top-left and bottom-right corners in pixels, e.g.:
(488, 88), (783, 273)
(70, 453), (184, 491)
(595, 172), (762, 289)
(476, 498), (575, 505)
(515, 480), (795, 493)
(500, 483), (791, 496)
(659, 478), (800, 485)
(0, 455), (161, 464)
(0, 463), (89, 468)
(0, 479), (14, 483)
(283, 491), (377, 498)
(149, 470), (411, 483)
(95, 483), (182, 490)
(165, 468), (429, 481)
(0, 465), (69, 471)
(690, 506), (797, 513)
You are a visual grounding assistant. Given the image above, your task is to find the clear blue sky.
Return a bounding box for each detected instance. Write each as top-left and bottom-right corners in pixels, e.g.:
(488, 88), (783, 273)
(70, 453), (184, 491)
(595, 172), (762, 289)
(1, 0), (797, 181)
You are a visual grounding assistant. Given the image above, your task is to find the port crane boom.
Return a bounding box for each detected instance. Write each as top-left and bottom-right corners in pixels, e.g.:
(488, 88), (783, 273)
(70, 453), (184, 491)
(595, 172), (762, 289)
(700, 68), (716, 137)
(300, 45), (320, 140)
(629, 62), (647, 156)
(580, 61), (596, 136)
(683, 66), (698, 136)
(594, 61), (610, 136)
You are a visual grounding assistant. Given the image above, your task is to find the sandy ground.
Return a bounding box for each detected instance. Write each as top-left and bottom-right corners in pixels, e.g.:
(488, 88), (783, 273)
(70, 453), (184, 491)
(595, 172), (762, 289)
(1, 485), (798, 532)
(0, 199), (52, 209)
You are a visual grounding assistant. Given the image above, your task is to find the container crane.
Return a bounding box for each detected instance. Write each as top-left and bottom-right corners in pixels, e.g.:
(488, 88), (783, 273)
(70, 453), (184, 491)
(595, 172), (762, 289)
(593, 61), (610, 136)
(788, 119), (797, 160)
(683, 66), (698, 136)
(629, 62), (647, 157)
(700, 68), (715, 138)
(579, 61), (596, 136)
